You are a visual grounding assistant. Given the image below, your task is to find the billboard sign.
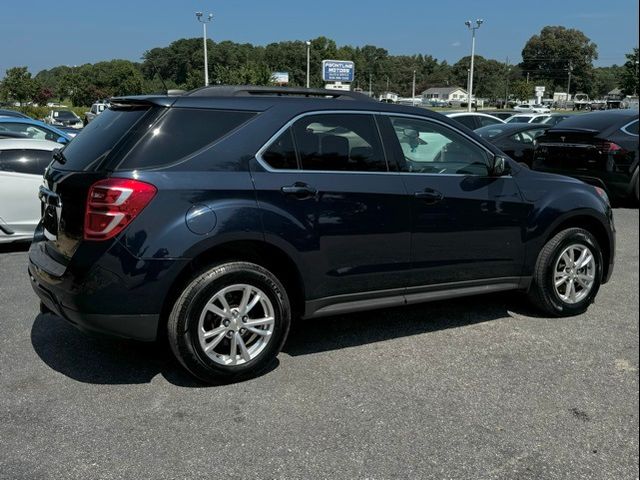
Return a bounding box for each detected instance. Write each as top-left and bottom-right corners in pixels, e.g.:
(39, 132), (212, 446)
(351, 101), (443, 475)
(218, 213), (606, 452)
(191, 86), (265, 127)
(322, 60), (355, 82)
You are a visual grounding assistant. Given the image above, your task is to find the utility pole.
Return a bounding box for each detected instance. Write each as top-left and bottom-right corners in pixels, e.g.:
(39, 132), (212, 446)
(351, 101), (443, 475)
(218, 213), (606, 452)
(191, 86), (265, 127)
(369, 74), (373, 97)
(412, 70), (416, 106)
(526, 72), (530, 84)
(195, 12), (213, 86)
(504, 57), (510, 108)
(305, 41), (311, 88)
(566, 62), (573, 108)
(465, 19), (483, 112)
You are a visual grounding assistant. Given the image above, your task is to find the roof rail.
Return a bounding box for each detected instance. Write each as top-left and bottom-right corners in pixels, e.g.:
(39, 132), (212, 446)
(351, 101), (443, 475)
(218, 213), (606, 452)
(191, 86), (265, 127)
(185, 85), (375, 102)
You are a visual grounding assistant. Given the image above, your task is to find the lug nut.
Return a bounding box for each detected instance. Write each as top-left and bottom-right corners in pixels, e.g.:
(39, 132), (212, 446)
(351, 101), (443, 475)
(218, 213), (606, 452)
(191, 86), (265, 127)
(242, 316), (247, 323)
(223, 319), (230, 327)
(227, 331), (234, 338)
(240, 328), (246, 335)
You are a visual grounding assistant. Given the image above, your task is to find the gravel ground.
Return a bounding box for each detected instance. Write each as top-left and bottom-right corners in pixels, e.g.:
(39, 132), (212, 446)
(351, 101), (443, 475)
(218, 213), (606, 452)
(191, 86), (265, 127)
(0, 208), (637, 480)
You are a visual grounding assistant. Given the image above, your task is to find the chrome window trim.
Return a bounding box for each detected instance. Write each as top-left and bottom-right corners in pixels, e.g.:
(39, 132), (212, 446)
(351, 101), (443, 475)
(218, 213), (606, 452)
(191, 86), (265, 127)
(254, 110), (498, 177)
(620, 119), (639, 137)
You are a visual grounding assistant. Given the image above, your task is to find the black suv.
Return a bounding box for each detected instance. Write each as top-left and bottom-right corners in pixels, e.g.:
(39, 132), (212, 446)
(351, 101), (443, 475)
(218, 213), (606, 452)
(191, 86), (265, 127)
(29, 86), (615, 383)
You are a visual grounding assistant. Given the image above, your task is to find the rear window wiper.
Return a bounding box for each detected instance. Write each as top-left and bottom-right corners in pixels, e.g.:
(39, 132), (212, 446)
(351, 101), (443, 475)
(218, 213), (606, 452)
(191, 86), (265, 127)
(52, 148), (67, 165)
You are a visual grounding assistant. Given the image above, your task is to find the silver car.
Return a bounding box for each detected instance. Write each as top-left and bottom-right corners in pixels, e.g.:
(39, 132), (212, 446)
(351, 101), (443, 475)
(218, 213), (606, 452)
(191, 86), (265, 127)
(0, 139), (58, 243)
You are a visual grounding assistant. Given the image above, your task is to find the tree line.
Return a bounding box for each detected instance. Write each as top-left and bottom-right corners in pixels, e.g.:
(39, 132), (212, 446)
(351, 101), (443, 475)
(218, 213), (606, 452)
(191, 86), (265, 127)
(1, 26), (638, 108)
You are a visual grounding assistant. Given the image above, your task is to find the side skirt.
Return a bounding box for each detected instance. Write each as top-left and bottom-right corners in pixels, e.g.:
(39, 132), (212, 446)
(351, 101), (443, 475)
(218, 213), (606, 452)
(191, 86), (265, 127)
(303, 276), (531, 319)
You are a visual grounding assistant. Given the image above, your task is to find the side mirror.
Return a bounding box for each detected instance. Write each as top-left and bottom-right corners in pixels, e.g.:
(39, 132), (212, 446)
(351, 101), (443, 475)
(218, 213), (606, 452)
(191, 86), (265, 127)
(491, 155), (510, 176)
(56, 136), (68, 144)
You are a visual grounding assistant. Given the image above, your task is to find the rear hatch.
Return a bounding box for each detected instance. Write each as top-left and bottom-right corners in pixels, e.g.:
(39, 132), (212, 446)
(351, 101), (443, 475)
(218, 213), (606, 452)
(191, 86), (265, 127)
(36, 103), (157, 272)
(533, 128), (633, 184)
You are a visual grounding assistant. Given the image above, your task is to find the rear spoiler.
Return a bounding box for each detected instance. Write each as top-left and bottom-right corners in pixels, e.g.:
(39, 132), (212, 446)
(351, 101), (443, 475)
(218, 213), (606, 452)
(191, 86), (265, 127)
(547, 127), (599, 134)
(108, 96), (176, 109)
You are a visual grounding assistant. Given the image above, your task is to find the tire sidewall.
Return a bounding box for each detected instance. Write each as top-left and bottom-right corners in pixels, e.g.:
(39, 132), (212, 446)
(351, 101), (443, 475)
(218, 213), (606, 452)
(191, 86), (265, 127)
(175, 263), (290, 380)
(544, 231), (603, 315)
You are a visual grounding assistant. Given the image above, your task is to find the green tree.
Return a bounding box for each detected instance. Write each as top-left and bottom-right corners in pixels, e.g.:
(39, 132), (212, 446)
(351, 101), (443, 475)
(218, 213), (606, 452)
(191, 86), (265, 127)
(1, 67), (36, 105)
(620, 48), (639, 96)
(511, 80), (533, 102)
(521, 26), (598, 93)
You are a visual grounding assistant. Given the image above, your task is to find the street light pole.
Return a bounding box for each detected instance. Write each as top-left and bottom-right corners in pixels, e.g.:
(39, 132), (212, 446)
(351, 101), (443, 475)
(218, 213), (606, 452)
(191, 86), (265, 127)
(465, 19), (483, 112)
(412, 70), (416, 106)
(195, 12), (213, 86)
(305, 41), (311, 88)
(566, 62), (573, 108)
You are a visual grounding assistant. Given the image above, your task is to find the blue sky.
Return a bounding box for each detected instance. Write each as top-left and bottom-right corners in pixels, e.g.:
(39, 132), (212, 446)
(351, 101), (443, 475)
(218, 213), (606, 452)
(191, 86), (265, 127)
(0, 0), (637, 76)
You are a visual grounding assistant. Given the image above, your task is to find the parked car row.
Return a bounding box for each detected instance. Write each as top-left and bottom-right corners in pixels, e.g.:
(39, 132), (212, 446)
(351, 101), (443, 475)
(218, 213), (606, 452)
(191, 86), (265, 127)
(443, 109), (639, 203)
(0, 108), (79, 244)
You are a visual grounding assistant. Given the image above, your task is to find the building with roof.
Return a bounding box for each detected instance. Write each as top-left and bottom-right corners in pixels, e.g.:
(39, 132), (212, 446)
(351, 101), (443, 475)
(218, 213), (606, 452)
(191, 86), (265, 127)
(421, 86), (468, 102)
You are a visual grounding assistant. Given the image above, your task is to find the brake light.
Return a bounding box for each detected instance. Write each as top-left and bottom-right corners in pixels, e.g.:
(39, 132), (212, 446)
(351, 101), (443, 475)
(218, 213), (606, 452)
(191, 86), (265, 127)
(601, 141), (624, 153)
(84, 178), (157, 240)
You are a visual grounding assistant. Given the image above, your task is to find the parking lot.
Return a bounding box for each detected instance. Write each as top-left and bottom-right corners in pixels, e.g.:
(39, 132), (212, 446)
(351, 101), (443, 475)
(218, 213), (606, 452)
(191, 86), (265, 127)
(0, 208), (637, 479)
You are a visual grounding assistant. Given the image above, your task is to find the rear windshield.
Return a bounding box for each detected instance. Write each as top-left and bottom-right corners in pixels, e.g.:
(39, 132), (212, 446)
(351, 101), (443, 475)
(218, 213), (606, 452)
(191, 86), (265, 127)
(54, 111), (78, 120)
(56, 108), (148, 170)
(113, 108), (255, 170)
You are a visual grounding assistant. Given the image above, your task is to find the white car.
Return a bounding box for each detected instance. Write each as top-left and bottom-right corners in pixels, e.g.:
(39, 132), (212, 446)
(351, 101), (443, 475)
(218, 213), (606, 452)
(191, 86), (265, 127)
(445, 112), (506, 130)
(44, 110), (83, 129)
(0, 139), (58, 243)
(506, 113), (552, 124)
(513, 104), (551, 114)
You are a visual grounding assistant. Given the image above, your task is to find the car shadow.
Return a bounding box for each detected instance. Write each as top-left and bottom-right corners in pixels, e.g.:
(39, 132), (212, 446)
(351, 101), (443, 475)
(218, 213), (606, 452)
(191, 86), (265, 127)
(283, 291), (540, 356)
(30, 292), (539, 387)
(30, 314), (207, 387)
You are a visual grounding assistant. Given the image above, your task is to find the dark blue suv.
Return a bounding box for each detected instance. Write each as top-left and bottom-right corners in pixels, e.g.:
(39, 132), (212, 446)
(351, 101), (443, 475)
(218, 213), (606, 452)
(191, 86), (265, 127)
(28, 86), (615, 382)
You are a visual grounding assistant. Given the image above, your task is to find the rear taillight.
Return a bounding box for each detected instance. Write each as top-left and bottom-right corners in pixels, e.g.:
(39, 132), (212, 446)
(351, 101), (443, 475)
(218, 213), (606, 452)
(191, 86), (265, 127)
(600, 141), (625, 153)
(84, 178), (157, 241)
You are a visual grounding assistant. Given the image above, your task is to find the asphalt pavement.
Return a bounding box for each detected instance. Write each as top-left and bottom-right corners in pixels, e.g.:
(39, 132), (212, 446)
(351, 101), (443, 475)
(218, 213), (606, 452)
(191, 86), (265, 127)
(0, 209), (638, 479)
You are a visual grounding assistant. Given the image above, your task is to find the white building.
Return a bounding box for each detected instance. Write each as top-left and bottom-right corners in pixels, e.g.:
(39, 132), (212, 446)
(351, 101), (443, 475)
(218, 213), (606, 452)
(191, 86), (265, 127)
(421, 86), (468, 102)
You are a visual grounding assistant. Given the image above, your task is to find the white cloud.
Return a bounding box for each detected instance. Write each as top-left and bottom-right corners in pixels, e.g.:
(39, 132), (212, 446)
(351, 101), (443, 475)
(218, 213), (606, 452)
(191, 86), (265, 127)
(451, 41), (461, 47)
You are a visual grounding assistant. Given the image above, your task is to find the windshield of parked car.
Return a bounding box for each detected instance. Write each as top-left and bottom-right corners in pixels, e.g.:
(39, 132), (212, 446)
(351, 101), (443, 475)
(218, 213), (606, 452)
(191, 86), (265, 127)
(506, 116), (531, 123)
(474, 125), (511, 139)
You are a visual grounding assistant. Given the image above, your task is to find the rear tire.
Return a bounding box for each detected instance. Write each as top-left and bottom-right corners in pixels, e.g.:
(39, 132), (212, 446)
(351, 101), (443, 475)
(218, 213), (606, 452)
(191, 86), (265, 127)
(167, 261), (291, 383)
(528, 228), (602, 316)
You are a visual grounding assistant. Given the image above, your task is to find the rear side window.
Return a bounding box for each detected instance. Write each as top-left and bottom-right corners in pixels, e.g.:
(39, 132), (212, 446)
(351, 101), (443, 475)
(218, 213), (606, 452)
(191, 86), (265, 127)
(115, 109), (255, 170)
(262, 128), (298, 169)
(57, 108), (148, 171)
(622, 120), (638, 136)
(291, 114), (387, 172)
(452, 115), (477, 130)
(477, 116), (502, 127)
(0, 149), (52, 175)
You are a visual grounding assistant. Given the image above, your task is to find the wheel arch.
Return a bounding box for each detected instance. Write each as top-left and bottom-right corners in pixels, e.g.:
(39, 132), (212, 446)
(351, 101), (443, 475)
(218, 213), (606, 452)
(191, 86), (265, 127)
(158, 239), (305, 338)
(542, 213), (612, 282)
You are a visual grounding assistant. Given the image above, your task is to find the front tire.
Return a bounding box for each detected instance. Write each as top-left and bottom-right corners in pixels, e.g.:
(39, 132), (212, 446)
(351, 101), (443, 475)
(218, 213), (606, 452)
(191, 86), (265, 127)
(167, 262), (291, 383)
(528, 228), (603, 316)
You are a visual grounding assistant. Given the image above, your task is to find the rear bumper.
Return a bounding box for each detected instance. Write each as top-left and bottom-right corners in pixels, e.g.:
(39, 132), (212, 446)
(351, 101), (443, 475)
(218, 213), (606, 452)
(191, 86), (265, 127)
(30, 268), (159, 341)
(28, 237), (189, 342)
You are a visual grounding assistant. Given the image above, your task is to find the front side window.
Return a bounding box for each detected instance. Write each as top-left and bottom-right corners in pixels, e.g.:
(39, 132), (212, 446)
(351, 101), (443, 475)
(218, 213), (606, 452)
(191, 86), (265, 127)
(390, 117), (490, 176)
(291, 114), (387, 172)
